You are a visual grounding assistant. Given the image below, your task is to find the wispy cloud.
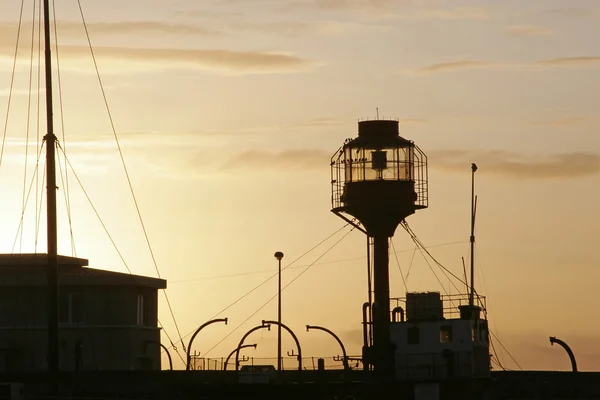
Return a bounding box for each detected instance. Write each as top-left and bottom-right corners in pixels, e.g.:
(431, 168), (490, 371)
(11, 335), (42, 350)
(531, 117), (590, 126)
(430, 150), (600, 179)
(416, 60), (497, 74)
(0, 43), (314, 74)
(540, 7), (599, 19)
(221, 149), (331, 171)
(394, 6), (490, 21)
(506, 25), (554, 37)
(0, 21), (218, 38)
(536, 57), (600, 67)
(412, 56), (600, 75)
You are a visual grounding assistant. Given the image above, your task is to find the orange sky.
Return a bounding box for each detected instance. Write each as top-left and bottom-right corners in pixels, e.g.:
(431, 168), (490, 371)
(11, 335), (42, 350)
(1, 0), (599, 371)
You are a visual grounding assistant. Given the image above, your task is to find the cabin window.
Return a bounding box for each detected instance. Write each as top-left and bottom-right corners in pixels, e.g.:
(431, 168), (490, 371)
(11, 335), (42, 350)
(59, 293), (85, 324)
(407, 327), (420, 344)
(440, 325), (453, 343)
(137, 294), (148, 326)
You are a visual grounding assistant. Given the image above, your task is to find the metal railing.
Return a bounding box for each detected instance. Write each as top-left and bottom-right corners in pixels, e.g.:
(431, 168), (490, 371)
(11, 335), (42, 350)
(390, 293), (487, 321)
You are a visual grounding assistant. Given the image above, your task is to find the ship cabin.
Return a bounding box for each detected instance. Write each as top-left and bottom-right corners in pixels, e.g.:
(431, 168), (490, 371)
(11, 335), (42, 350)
(390, 292), (490, 381)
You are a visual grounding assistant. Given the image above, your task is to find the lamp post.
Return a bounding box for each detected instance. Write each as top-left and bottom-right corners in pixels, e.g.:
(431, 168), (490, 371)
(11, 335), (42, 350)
(274, 251), (284, 371)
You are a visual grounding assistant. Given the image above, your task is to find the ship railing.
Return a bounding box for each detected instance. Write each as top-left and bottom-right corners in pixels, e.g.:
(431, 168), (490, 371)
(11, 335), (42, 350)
(191, 356), (362, 371)
(390, 293), (487, 321)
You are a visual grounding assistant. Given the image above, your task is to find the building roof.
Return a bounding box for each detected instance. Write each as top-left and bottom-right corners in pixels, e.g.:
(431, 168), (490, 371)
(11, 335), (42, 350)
(0, 254), (167, 289)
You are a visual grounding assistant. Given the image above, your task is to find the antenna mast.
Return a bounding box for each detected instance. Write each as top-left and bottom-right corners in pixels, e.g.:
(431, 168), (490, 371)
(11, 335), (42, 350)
(43, 0), (59, 373)
(469, 163), (478, 307)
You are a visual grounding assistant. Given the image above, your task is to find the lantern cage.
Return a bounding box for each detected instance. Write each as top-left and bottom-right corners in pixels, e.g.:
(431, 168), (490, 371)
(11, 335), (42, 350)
(330, 122), (428, 212)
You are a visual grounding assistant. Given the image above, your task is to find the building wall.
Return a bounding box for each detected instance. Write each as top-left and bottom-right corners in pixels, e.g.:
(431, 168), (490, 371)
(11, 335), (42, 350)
(0, 285), (161, 371)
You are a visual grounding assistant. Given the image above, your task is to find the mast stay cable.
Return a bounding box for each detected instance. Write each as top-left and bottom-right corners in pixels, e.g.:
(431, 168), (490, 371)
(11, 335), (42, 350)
(75, 0), (186, 351)
(57, 144), (186, 365)
(201, 223), (358, 358)
(51, 0), (76, 256)
(1, 0), (26, 171)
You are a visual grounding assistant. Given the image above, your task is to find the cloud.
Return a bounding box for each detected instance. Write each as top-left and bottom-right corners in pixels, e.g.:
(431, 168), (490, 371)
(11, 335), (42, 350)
(531, 117), (590, 126)
(411, 56), (600, 75)
(0, 42), (313, 74)
(540, 8), (599, 19)
(397, 6), (490, 21)
(0, 21), (218, 38)
(505, 25), (554, 37)
(536, 57), (600, 67)
(220, 149), (331, 171)
(416, 60), (497, 74)
(429, 150), (600, 179)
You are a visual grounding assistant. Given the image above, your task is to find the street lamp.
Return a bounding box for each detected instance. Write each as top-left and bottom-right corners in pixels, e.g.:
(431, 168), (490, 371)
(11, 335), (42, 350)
(274, 251), (284, 371)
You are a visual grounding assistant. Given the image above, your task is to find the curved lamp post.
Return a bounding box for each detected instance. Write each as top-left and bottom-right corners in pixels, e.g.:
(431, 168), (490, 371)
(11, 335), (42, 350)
(235, 324), (271, 371)
(262, 319), (302, 371)
(549, 336), (577, 372)
(186, 318), (228, 371)
(144, 340), (173, 371)
(223, 343), (257, 371)
(306, 325), (349, 371)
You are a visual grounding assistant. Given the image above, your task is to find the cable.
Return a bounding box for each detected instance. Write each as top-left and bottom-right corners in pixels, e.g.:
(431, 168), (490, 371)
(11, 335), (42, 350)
(168, 240), (465, 284)
(172, 222), (352, 350)
(402, 221), (466, 290)
(201, 223), (358, 358)
(390, 238), (408, 293)
(12, 143), (46, 252)
(158, 319), (186, 366)
(35, 0), (43, 245)
(0, 0), (26, 170)
(52, 0), (76, 256)
(76, 0), (185, 351)
(489, 330), (521, 370)
(405, 243), (417, 282)
(19, 1), (38, 251)
(57, 144), (187, 364)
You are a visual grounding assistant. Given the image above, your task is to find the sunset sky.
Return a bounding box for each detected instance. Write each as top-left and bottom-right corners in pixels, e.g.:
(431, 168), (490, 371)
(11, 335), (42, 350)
(1, 0), (599, 371)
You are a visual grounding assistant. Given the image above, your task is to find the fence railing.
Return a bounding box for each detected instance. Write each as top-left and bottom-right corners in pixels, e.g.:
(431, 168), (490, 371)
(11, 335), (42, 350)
(189, 356), (363, 371)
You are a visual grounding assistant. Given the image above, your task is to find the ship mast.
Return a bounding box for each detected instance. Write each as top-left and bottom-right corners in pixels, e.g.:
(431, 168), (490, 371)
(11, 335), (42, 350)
(43, 0), (59, 373)
(469, 163), (478, 307)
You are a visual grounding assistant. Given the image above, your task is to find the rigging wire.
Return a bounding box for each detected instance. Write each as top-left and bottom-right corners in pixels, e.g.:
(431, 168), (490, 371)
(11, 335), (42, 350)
(167, 240), (466, 284)
(0, 0), (26, 171)
(12, 142), (46, 252)
(19, 1), (38, 252)
(36, 0), (43, 244)
(201, 223), (358, 358)
(171, 222), (352, 350)
(390, 238), (408, 293)
(52, 0), (76, 256)
(402, 221), (466, 291)
(490, 330), (522, 370)
(405, 243), (417, 282)
(35, 153), (46, 251)
(158, 319), (186, 365)
(57, 144), (186, 362)
(75, 0), (186, 352)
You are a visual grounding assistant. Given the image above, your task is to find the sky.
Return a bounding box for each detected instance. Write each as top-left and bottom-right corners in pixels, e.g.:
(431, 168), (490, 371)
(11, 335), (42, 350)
(0, 0), (599, 371)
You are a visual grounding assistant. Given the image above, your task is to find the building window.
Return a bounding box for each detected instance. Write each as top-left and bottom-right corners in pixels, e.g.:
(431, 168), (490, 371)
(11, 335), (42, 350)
(59, 293), (85, 324)
(137, 294), (148, 326)
(440, 325), (452, 343)
(407, 327), (420, 344)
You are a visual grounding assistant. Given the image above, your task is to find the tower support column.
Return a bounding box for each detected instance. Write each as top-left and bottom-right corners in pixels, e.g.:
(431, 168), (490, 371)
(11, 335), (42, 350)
(372, 234), (394, 380)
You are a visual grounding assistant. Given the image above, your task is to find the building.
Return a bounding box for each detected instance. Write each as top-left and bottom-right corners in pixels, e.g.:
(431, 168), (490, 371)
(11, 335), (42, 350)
(0, 254), (166, 372)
